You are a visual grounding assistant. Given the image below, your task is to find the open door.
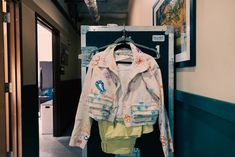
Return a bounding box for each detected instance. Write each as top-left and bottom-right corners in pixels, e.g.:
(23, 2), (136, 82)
(0, 0), (22, 157)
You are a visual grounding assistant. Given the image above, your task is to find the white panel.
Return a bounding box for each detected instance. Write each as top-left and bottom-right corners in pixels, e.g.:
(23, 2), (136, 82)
(40, 100), (53, 134)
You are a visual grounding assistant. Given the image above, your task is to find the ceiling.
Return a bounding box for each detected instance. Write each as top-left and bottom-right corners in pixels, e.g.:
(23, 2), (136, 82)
(77, 0), (129, 18)
(53, 0), (130, 30)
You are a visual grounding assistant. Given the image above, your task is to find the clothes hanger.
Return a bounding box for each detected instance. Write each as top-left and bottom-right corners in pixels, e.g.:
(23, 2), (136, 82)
(88, 27), (130, 59)
(113, 27), (160, 59)
(114, 28), (133, 43)
(88, 26), (160, 60)
(88, 44), (111, 60)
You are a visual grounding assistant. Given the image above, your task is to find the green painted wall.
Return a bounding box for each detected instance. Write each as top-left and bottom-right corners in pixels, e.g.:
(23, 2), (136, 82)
(175, 90), (235, 157)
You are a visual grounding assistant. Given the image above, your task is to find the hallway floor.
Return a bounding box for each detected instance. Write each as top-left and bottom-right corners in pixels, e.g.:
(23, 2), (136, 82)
(39, 116), (82, 157)
(39, 134), (82, 157)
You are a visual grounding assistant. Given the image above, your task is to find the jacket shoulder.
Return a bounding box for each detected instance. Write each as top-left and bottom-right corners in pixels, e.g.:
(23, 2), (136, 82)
(91, 50), (106, 60)
(141, 53), (160, 69)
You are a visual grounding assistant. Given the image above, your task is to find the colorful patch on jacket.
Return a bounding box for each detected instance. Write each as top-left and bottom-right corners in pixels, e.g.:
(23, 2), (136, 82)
(135, 56), (144, 65)
(95, 80), (106, 94)
(103, 69), (112, 79)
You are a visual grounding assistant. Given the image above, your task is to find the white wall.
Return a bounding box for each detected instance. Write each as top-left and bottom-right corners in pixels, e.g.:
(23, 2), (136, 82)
(37, 24), (52, 62)
(128, 0), (235, 103)
(128, 0), (156, 26)
(177, 0), (235, 103)
(37, 24), (53, 86)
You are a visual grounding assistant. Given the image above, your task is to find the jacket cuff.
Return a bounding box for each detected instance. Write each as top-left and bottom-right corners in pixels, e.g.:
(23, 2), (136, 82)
(69, 134), (89, 149)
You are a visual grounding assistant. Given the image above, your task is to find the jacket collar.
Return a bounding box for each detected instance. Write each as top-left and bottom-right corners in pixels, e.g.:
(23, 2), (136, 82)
(97, 42), (149, 82)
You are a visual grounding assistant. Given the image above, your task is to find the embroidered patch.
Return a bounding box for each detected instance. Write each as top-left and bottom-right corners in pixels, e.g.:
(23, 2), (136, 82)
(135, 56), (144, 65)
(95, 80), (106, 94)
(136, 47), (142, 53)
(124, 114), (131, 123)
(77, 139), (82, 144)
(160, 136), (167, 146)
(103, 69), (112, 79)
(101, 109), (110, 118)
(94, 93), (99, 97)
(137, 105), (142, 111)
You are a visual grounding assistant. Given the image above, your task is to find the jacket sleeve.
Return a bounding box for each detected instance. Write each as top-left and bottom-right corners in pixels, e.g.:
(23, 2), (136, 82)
(69, 63), (93, 149)
(155, 65), (174, 157)
(142, 58), (174, 157)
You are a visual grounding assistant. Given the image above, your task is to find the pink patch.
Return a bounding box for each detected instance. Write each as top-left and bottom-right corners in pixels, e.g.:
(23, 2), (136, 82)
(77, 139), (82, 144)
(135, 56), (144, 65)
(95, 56), (100, 61)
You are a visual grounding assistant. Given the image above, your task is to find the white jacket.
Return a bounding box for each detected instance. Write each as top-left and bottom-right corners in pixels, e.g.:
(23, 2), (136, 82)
(70, 43), (173, 157)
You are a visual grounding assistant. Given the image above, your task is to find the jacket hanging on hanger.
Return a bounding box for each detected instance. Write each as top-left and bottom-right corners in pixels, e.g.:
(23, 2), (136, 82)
(70, 43), (173, 156)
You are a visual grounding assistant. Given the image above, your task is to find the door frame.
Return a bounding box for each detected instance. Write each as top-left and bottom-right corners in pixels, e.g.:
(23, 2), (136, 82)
(0, 1), (7, 157)
(8, 1), (22, 157)
(35, 14), (61, 137)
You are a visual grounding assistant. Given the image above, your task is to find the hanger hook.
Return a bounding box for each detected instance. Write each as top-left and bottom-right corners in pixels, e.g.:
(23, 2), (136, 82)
(122, 24), (126, 38)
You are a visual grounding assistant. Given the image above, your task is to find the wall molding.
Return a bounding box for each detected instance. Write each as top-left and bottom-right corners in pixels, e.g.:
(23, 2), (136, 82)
(175, 90), (235, 124)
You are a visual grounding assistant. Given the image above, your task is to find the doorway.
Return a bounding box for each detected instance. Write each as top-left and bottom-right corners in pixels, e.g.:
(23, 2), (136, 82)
(36, 16), (82, 157)
(37, 19), (53, 135)
(36, 18), (55, 157)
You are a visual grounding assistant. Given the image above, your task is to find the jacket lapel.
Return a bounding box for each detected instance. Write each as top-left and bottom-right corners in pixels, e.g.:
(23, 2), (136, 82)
(97, 43), (149, 87)
(125, 43), (149, 86)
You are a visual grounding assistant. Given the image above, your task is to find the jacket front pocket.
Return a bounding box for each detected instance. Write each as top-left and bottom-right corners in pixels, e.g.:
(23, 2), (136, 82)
(124, 101), (159, 126)
(87, 94), (113, 121)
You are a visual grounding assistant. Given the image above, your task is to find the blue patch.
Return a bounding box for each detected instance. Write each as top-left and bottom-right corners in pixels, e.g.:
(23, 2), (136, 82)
(88, 97), (94, 102)
(131, 109), (135, 114)
(151, 111), (157, 115)
(95, 80), (106, 94)
(102, 105), (107, 110)
(151, 116), (157, 121)
(101, 108), (110, 118)
(139, 101), (145, 105)
(137, 106), (142, 111)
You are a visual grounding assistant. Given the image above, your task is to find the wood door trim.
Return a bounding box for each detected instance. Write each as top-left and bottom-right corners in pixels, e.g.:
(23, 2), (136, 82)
(7, 1), (22, 157)
(15, 2), (22, 157)
(8, 2), (18, 157)
(0, 1), (7, 157)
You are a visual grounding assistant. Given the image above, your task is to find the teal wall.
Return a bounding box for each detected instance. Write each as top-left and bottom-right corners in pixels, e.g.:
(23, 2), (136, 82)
(175, 90), (235, 157)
